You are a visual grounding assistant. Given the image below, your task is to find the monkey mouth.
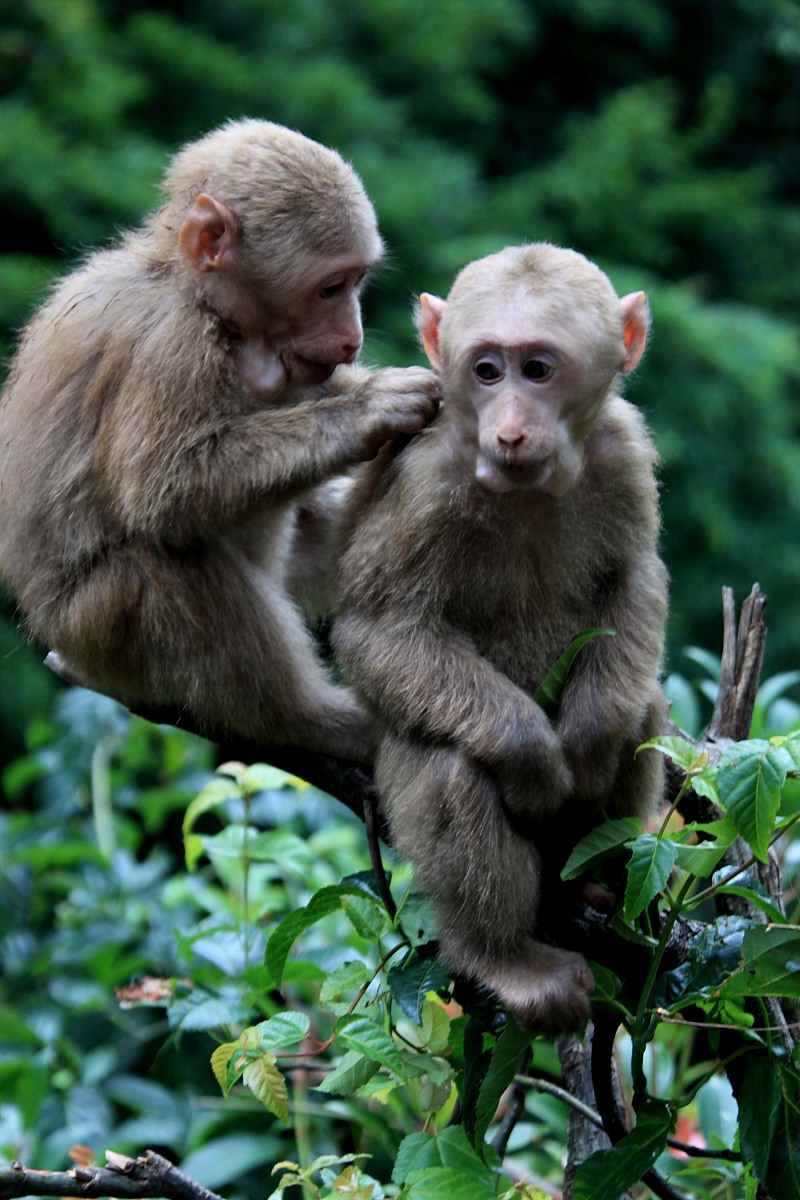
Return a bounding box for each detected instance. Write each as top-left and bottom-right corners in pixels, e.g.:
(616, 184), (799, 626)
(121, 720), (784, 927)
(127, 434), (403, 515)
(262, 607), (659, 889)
(476, 452), (553, 494)
(291, 355), (338, 384)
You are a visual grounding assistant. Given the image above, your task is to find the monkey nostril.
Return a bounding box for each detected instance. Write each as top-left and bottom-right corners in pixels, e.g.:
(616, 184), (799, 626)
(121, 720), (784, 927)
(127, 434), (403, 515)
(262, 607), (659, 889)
(497, 431), (525, 448)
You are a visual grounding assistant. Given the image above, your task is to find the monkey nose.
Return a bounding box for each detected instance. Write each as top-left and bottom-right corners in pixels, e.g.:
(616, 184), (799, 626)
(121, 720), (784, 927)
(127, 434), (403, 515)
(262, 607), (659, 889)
(497, 430), (525, 449)
(340, 340), (361, 363)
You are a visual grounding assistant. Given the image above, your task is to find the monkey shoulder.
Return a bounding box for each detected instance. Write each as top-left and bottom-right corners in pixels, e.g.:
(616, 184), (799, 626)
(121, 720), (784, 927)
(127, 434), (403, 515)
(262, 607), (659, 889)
(582, 396), (660, 514)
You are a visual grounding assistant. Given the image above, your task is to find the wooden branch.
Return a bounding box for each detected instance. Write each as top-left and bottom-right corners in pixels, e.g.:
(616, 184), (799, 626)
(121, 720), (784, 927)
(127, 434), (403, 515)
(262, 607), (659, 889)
(0, 1152), (223, 1200)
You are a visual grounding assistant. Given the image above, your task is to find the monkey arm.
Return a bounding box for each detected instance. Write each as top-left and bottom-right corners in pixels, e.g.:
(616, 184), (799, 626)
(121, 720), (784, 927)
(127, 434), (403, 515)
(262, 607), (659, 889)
(333, 606), (572, 807)
(555, 559), (667, 802)
(111, 365), (437, 540)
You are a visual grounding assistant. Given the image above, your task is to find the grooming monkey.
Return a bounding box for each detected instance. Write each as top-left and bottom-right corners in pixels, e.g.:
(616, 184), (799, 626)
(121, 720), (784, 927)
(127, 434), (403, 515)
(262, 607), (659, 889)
(0, 119), (438, 760)
(334, 244), (667, 1032)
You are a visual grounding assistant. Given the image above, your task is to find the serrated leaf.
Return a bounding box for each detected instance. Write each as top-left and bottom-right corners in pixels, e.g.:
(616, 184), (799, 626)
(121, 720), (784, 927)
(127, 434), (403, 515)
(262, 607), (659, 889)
(388, 956), (451, 1023)
(717, 740), (790, 861)
(266, 884), (380, 987)
(561, 817), (643, 881)
(320, 961), (372, 1011)
(420, 999), (451, 1054)
(210, 1040), (239, 1095)
(637, 735), (704, 771)
(392, 1134), (439, 1185)
(341, 894), (388, 939)
(572, 1098), (672, 1200)
(623, 835), (678, 921)
(534, 629), (614, 713)
(316, 1050), (381, 1095)
(242, 1053), (288, 1123)
(256, 1011), (311, 1050)
(335, 1013), (406, 1074)
(404, 1166), (495, 1200)
(471, 1020), (531, 1149)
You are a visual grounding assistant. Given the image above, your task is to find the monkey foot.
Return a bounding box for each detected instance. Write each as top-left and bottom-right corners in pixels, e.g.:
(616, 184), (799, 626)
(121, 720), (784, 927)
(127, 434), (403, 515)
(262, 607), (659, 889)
(482, 939), (595, 1036)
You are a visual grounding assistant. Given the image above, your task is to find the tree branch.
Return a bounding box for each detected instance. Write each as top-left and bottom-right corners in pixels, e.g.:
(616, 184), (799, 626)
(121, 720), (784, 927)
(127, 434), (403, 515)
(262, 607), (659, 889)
(0, 1152), (223, 1200)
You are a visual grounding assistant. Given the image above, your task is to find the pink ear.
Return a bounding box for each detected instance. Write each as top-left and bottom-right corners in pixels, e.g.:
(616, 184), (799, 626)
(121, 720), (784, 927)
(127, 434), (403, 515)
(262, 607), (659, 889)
(178, 194), (237, 272)
(417, 293), (446, 370)
(618, 291), (650, 374)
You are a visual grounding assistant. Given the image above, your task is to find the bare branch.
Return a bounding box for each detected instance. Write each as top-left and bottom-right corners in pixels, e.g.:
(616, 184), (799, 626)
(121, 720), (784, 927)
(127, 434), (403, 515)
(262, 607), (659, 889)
(0, 1152), (223, 1200)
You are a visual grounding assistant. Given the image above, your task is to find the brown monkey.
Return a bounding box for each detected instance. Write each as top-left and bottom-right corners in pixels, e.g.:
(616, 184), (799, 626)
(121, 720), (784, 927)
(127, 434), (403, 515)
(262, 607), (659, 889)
(0, 119), (438, 761)
(333, 244), (667, 1032)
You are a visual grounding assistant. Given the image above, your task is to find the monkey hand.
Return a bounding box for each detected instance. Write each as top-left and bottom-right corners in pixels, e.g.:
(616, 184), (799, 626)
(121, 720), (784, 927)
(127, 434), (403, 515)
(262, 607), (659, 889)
(496, 724), (574, 819)
(558, 723), (622, 808)
(359, 366), (440, 454)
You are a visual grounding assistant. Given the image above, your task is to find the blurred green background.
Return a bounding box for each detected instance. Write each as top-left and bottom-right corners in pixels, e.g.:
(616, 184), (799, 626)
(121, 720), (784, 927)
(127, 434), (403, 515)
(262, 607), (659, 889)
(1, 0), (800, 762)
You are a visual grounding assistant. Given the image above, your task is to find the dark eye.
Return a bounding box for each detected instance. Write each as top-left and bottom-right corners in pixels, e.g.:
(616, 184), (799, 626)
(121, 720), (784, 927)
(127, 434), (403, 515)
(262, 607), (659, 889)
(522, 359), (552, 381)
(475, 359), (502, 382)
(320, 279), (345, 299)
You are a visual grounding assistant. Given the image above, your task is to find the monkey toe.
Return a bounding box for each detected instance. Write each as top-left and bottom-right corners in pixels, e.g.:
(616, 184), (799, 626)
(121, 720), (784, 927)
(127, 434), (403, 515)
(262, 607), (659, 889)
(485, 941), (595, 1036)
(582, 880), (617, 913)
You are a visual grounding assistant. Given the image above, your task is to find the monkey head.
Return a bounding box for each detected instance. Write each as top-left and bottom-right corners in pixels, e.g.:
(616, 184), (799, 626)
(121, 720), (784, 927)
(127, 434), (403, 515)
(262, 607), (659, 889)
(417, 244), (650, 496)
(166, 120), (384, 397)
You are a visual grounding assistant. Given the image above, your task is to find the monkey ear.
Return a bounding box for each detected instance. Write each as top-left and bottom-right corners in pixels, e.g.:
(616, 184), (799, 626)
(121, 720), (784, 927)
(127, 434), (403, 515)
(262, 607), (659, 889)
(417, 293), (446, 371)
(618, 291), (650, 374)
(179, 194), (238, 273)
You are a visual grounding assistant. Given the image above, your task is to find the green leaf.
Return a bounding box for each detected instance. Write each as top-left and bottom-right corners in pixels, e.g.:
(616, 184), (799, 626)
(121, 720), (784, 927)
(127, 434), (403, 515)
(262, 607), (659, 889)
(673, 838), (728, 878)
(316, 1050), (381, 1095)
(572, 1097), (672, 1200)
(243, 1052), (289, 1123)
(392, 1133), (440, 1185)
(739, 1055), (781, 1180)
(388, 955), (451, 1023)
(561, 817), (643, 881)
(404, 1167), (495, 1200)
(720, 925), (800, 998)
(652, 916), (753, 1011)
(320, 961), (372, 1012)
(182, 776), (240, 839)
(471, 1020), (531, 1150)
(623, 835), (678, 921)
(256, 1011), (311, 1050)
(341, 894), (389, 939)
(335, 1013), (406, 1075)
(708, 871), (788, 924)
(534, 628), (614, 713)
(266, 884), (381, 987)
(717, 740), (791, 861)
(637, 734), (704, 771)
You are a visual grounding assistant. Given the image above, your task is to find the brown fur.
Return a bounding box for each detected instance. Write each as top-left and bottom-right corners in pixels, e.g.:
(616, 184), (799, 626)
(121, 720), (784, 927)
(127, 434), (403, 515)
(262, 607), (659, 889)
(334, 244), (667, 1031)
(0, 119), (437, 760)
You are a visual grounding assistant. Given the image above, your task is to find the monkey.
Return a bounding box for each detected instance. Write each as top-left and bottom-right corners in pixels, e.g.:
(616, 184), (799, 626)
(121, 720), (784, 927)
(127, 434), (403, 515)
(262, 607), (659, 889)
(333, 243), (668, 1033)
(0, 119), (439, 762)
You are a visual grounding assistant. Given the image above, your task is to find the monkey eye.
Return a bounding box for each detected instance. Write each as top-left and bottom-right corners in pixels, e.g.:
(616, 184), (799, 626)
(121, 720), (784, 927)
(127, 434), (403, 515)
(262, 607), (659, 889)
(474, 358), (503, 383)
(522, 358), (552, 381)
(320, 279), (346, 299)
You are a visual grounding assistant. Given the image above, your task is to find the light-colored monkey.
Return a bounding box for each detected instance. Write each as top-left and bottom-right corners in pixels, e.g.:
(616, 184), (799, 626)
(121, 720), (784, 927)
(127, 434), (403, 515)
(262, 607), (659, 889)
(0, 119), (438, 761)
(334, 244), (667, 1033)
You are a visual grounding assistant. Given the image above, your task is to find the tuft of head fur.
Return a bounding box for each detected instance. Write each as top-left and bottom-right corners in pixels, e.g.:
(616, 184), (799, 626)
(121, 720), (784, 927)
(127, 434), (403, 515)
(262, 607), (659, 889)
(153, 119), (383, 285)
(439, 243), (627, 379)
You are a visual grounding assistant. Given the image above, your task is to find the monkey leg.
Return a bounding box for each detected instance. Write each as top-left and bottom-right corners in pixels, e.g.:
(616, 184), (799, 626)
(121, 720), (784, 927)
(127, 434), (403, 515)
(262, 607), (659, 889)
(43, 540), (373, 761)
(377, 735), (595, 1034)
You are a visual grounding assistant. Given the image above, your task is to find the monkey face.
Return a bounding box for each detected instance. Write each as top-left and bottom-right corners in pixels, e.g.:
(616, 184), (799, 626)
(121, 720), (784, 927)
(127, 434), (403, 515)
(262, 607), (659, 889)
(450, 293), (606, 497)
